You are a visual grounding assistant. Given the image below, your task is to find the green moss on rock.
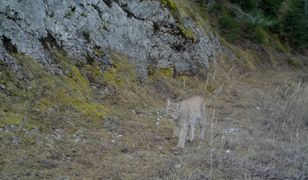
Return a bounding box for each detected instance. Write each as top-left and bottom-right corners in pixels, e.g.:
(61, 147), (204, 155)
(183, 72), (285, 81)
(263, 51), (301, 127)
(178, 25), (197, 43)
(161, 0), (177, 11)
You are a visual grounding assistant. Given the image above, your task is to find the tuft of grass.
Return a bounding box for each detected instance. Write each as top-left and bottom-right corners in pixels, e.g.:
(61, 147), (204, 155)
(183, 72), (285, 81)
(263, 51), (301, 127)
(178, 25), (197, 42)
(218, 14), (240, 42)
(103, 53), (137, 87)
(161, 0), (177, 11)
(158, 68), (174, 78)
(94, 48), (104, 58)
(0, 112), (22, 126)
(286, 58), (302, 68)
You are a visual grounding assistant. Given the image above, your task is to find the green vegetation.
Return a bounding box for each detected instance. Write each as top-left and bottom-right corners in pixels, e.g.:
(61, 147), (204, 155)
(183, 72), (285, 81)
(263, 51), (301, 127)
(0, 52), (110, 130)
(218, 14), (240, 42)
(161, 0), (180, 20)
(103, 53), (137, 87)
(281, 0), (308, 48)
(197, 0), (308, 50)
(160, 0), (198, 42)
(178, 25), (197, 42)
(65, 6), (76, 18)
(158, 68), (174, 78)
(94, 48), (104, 58)
(161, 0), (177, 11)
(244, 23), (269, 44)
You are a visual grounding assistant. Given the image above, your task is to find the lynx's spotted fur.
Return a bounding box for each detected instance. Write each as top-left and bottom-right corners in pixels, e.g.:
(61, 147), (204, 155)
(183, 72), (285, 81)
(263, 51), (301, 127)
(166, 96), (207, 148)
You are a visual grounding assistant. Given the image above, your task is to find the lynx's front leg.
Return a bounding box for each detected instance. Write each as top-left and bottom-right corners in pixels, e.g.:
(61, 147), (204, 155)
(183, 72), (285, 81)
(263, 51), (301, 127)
(199, 102), (207, 140)
(188, 122), (195, 141)
(177, 124), (188, 148)
(173, 126), (180, 137)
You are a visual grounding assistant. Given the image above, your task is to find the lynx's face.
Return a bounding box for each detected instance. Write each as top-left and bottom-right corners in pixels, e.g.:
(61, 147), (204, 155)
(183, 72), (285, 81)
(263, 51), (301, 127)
(166, 99), (181, 120)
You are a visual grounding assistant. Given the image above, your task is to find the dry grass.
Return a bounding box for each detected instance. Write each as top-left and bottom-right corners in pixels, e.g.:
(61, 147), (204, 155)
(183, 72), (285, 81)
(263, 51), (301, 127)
(1, 50), (307, 179)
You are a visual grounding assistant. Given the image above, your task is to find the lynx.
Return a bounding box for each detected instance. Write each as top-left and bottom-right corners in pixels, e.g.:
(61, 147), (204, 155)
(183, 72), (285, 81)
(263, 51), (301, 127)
(166, 96), (207, 148)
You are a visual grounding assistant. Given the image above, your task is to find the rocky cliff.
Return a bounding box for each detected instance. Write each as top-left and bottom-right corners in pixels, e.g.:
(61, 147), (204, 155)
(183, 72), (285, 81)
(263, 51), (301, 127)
(0, 0), (222, 81)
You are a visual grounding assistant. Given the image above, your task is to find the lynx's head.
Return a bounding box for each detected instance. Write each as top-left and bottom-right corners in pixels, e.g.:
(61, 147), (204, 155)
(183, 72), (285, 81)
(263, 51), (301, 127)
(166, 99), (181, 121)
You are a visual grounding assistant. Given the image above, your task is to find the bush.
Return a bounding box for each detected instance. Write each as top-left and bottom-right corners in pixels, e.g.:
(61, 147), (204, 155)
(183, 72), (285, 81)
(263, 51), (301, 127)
(244, 23), (269, 44)
(259, 0), (284, 18)
(218, 15), (240, 42)
(281, 0), (308, 49)
(202, 0), (306, 50)
(231, 0), (258, 12)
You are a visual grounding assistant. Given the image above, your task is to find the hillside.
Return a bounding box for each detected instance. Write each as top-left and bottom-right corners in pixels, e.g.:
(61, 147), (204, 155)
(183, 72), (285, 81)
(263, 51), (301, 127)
(1, 0), (307, 179)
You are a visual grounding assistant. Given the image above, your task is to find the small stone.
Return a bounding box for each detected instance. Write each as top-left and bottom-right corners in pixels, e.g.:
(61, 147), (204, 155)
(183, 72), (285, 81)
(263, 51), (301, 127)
(57, 176), (69, 180)
(51, 129), (64, 141)
(175, 164), (181, 169)
(103, 117), (119, 132)
(26, 128), (40, 137)
(74, 137), (82, 143)
(11, 136), (22, 145)
(0, 84), (6, 91)
(40, 160), (57, 169)
(6, 124), (17, 132)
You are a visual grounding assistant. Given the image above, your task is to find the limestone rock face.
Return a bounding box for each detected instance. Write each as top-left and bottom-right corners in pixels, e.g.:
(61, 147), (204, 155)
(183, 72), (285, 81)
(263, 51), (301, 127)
(0, 0), (222, 80)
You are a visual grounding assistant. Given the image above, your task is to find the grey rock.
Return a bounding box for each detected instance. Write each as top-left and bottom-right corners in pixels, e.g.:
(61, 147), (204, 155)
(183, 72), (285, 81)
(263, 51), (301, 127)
(74, 137), (82, 143)
(40, 160), (58, 169)
(0, 0), (223, 81)
(5, 124), (17, 132)
(0, 84), (6, 90)
(57, 176), (70, 180)
(11, 136), (22, 145)
(51, 128), (64, 141)
(103, 116), (120, 132)
(25, 128), (40, 137)
(73, 129), (84, 143)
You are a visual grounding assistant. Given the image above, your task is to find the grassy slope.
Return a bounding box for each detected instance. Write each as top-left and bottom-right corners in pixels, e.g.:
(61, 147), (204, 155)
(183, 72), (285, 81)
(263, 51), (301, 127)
(1, 1), (308, 179)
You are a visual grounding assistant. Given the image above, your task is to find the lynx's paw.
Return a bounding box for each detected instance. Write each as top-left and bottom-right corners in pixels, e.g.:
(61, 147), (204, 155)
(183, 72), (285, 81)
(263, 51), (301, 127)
(172, 146), (183, 155)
